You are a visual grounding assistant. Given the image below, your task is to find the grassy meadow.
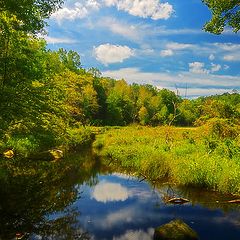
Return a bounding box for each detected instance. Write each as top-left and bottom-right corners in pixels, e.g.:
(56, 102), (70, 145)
(93, 124), (240, 195)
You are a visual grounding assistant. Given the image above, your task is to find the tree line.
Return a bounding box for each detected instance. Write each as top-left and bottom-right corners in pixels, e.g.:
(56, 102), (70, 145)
(0, 0), (239, 152)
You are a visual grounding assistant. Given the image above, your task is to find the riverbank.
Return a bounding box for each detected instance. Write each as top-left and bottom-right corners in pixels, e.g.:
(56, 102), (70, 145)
(93, 125), (240, 195)
(0, 127), (94, 159)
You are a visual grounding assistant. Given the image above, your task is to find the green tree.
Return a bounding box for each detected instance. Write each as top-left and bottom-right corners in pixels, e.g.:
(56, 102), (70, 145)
(153, 105), (169, 125)
(138, 106), (149, 125)
(0, 0), (63, 33)
(203, 0), (240, 34)
(158, 89), (181, 115)
(58, 48), (82, 73)
(178, 100), (197, 126)
(106, 80), (134, 125)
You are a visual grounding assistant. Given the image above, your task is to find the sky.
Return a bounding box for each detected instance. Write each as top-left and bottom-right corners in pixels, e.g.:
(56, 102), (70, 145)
(45, 0), (240, 98)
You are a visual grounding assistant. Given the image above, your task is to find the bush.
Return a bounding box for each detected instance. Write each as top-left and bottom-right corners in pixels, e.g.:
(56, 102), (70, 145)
(203, 118), (239, 139)
(2, 135), (40, 157)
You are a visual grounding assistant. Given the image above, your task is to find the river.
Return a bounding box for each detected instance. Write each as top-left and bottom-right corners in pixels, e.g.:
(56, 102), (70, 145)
(0, 151), (239, 240)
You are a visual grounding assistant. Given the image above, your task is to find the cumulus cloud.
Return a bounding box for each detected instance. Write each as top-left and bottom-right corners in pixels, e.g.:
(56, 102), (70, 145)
(160, 49), (173, 57)
(210, 63), (221, 73)
(189, 62), (209, 74)
(52, 0), (174, 22)
(92, 181), (129, 203)
(51, 0), (100, 22)
(104, 0), (174, 20)
(93, 43), (135, 65)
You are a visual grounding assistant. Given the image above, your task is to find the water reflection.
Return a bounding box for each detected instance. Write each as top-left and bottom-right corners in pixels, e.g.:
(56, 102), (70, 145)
(0, 151), (100, 240)
(113, 228), (154, 240)
(91, 181), (129, 203)
(0, 152), (240, 240)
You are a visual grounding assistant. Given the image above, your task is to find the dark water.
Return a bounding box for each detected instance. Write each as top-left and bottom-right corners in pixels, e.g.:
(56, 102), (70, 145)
(0, 152), (240, 240)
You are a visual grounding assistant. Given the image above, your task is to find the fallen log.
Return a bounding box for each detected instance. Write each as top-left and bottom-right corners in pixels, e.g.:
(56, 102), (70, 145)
(227, 199), (240, 204)
(167, 197), (190, 204)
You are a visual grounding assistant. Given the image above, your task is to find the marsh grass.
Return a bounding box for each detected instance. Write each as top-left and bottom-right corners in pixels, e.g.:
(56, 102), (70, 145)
(93, 125), (240, 195)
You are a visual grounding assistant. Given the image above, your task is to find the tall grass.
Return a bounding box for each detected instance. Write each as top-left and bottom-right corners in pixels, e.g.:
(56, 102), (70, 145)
(93, 125), (240, 195)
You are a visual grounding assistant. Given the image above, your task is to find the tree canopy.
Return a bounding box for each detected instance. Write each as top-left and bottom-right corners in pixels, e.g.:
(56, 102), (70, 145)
(203, 0), (240, 34)
(0, 0), (63, 33)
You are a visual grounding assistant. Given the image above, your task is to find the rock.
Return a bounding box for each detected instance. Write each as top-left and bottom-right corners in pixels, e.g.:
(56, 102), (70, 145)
(3, 149), (14, 159)
(29, 149), (63, 161)
(154, 219), (199, 240)
(49, 149), (63, 159)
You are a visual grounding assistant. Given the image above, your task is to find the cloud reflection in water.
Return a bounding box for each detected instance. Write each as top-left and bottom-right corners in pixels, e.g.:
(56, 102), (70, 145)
(113, 228), (154, 240)
(91, 181), (129, 203)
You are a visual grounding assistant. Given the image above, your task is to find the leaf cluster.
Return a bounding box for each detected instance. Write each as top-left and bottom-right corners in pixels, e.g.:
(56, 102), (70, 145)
(203, 0), (240, 34)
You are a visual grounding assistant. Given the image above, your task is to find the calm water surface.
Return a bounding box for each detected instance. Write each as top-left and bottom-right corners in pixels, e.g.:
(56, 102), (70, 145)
(0, 152), (239, 240)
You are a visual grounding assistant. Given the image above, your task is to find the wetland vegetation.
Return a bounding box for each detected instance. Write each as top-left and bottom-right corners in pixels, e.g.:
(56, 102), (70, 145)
(0, 1), (240, 239)
(93, 124), (240, 195)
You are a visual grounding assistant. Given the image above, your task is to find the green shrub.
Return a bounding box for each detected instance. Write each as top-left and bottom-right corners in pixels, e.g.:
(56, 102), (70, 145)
(3, 135), (40, 157)
(204, 118), (238, 139)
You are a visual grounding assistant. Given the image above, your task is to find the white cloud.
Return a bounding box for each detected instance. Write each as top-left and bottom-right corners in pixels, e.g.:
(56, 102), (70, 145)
(189, 62), (209, 74)
(51, 0), (100, 22)
(209, 54), (215, 61)
(211, 63), (221, 73)
(93, 43), (135, 65)
(102, 67), (239, 97)
(92, 181), (129, 203)
(176, 87), (232, 97)
(160, 49), (173, 57)
(52, 0), (173, 22)
(166, 42), (194, 50)
(208, 43), (240, 62)
(224, 64), (230, 70)
(98, 17), (141, 41)
(213, 43), (240, 51)
(43, 36), (77, 44)
(151, 27), (202, 36)
(223, 54), (239, 61)
(104, 0), (174, 20)
(159, 42), (197, 57)
(138, 47), (155, 55)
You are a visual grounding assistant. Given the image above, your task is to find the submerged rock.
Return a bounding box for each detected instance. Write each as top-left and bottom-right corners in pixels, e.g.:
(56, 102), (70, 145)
(29, 149), (63, 161)
(49, 149), (63, 159)
(154, 219), (199, 240)
(3, 149), (14, 159)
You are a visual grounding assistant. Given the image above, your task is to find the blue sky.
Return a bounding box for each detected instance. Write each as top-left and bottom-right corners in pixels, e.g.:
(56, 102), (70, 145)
(45, 0), (240, 97)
